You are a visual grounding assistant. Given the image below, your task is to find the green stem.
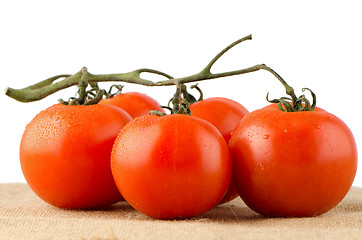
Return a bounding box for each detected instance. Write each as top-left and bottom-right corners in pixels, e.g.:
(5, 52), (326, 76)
(200, 35), (252, 76)
(170, 81), (191, 115)
(89, 68), (173, 86)
(4, 34), (305, 106)
(23, 74), (71, 90)
(259, 65), (297, 103)
(5, 68), (173, 102)
(155, 35), (255, 85)
(155, 64), (265, 86)
(5, 72), (82, 102)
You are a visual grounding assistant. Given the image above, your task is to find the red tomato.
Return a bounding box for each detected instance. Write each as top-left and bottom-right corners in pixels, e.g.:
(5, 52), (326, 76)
(20, 103), (132, 209)
(229, 104), (358, 217)
(111, 114), (232, 219)
(190, 97), (249, 203)
(100, 92), (164, 118)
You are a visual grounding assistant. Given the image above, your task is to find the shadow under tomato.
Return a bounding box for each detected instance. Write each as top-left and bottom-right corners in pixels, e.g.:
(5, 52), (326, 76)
(46, 198), (265, 222)
(195, 199), (264, 222)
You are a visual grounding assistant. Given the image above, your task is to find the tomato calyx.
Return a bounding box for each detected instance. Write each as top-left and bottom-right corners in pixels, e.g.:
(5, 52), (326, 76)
(161, 84), (203, 113)
(264, 67), (317, 112)
(267, 87), (316, 112)
(103, 84), (124, 99)
(180, 84), (203, 104)
(59, 67), (106, 106)
(151, 82), (202, 117)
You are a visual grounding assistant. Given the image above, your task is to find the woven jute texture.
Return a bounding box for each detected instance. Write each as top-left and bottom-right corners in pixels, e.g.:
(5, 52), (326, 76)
(0, 183), (361, 240)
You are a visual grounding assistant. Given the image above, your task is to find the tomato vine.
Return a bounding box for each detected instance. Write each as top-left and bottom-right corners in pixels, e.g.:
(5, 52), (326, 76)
(4, 34), (316, 112)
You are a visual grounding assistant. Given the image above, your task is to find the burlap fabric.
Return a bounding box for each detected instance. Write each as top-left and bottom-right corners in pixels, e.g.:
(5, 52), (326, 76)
(0, 183), (361, 240)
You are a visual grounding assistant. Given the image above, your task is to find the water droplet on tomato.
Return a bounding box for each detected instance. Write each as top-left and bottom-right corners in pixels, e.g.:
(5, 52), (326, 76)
(283, 129), (288, 133)
(259, 163), (265, 170)
(263, 134), (270, 139)
(315, 125), (321, 129)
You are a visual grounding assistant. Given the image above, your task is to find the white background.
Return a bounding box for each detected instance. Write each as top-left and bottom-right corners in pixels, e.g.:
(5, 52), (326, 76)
(0, 0), (361, 187)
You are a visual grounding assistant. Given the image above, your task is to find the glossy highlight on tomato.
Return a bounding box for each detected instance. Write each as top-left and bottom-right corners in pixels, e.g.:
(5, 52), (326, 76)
(190, 97), (249, 203)
(229, 104), (358, 217)
(111, 114), (232, 219)
(100, 92), (164, 118)
(20, 103), (132, 209)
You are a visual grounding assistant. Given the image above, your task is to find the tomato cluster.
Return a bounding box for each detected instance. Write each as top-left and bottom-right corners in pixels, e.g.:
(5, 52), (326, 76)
(20, 89), (357, 219)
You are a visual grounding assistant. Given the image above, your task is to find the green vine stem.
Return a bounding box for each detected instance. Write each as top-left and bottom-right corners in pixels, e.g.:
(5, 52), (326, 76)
(5, 69), (174, 103)
(4, 35), (257, 102)
(4, 34), (315, 111)
(58, 67), (107, 106)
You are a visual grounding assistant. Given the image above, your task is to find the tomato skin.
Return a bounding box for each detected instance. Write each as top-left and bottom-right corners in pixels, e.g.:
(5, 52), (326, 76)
(190, 97), (249, 143)
(111, 114), (232, 219)
(229, 104), (358, 217)
(190, 97), (249, 204)
(100, 92), (164, 118)
(20, 103), (132, 209)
